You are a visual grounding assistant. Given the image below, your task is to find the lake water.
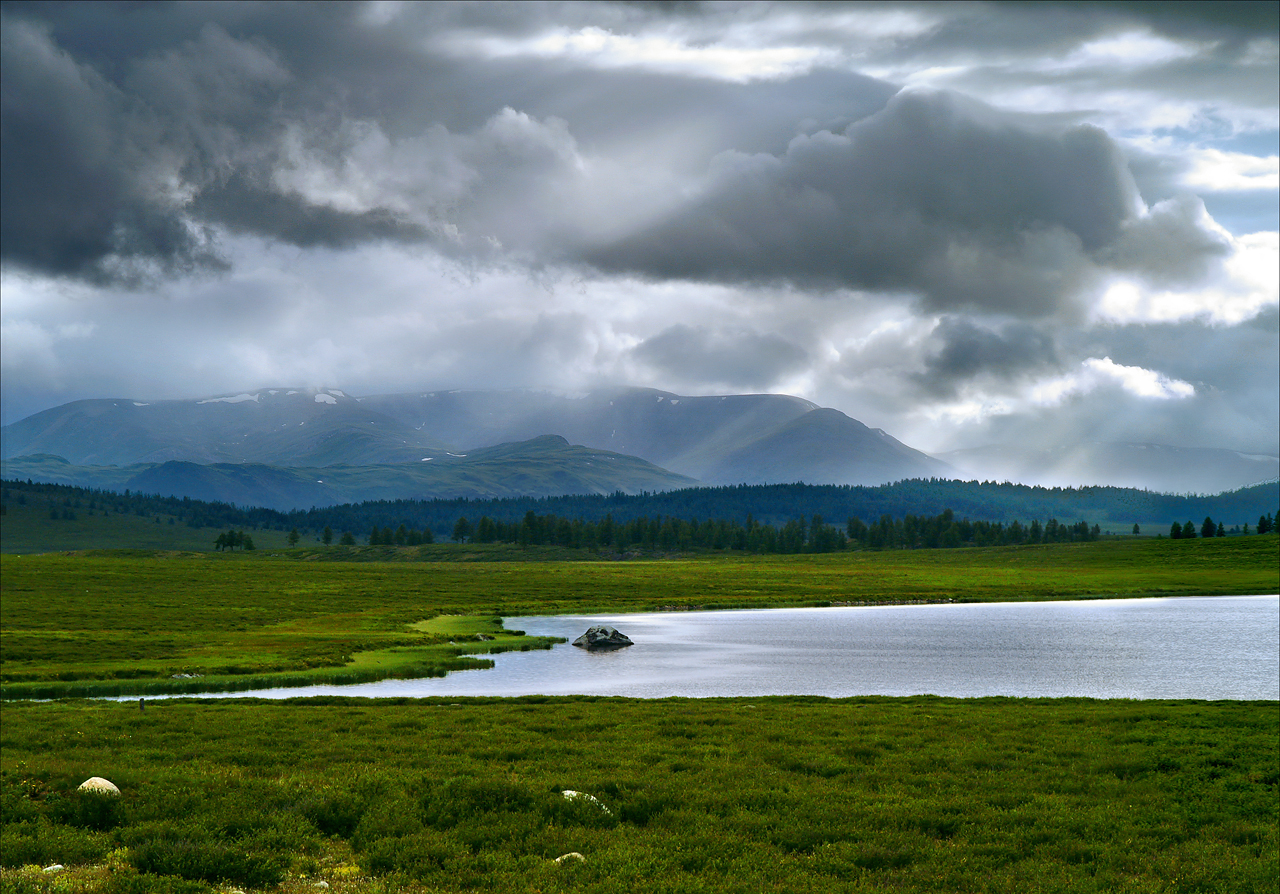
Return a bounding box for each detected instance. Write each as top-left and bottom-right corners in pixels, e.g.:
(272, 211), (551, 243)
(174, 595), (1278, 700)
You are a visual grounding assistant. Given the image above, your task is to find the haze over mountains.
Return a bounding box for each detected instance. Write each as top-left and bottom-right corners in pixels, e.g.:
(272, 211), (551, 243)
(2, 386), (1274, 510)
(0, 387), (948, 507)
(941, 443), (1280, 497)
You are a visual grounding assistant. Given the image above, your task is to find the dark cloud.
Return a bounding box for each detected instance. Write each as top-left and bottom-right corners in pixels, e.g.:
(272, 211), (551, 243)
(0, 0), (1274, 464)
(0, 9), (441, 284)
(633, 324), (809, 390)
(1100, 195), (1231, 286)
(917, 318), (1058, 396)
(1058, 0), (1280, 41)
(584, 89), (1227, 317)
(188, 173), (427, 249)
(0, 16), (224, 283)
(0, 2), (897, 285)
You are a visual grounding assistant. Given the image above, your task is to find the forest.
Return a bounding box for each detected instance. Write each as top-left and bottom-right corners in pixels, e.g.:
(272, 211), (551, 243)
(3, 477), (1275, 555)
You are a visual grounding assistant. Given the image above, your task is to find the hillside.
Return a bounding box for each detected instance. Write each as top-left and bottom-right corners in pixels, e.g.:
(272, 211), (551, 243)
(0, 389), (454, 466)
(0, 436), (698, 511)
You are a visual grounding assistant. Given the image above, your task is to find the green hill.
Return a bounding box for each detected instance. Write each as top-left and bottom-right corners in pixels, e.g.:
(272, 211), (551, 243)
(0, 436), (698, 511)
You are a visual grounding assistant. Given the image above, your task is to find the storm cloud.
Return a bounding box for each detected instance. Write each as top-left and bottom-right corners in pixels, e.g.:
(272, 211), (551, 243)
(584, 88), (1227, 317)
(633, 324), (810, 391)
(917, 319), (1059, 397)
(1, 1), (1276, 465)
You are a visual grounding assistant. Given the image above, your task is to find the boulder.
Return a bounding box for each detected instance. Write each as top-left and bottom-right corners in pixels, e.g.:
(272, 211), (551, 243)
(561, 790), (611, 814)
(571, 626), (633, 651)
(555, 852), (586, 864)
(78, 777), (120, 796)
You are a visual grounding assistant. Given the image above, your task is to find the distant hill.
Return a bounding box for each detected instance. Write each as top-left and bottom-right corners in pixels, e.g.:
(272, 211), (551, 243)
(0, 436), (698, 510)
(2, 386), (951, 491)
(939, 442), (1280, 496)
(0, 389), (454, 466)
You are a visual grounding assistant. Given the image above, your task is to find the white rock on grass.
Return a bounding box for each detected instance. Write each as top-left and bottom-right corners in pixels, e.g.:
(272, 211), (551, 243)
(555, 852), (586, 864)
(561, 790), (611, 815)
(78, 777), (120, 795)
(43, 865), (64, 873)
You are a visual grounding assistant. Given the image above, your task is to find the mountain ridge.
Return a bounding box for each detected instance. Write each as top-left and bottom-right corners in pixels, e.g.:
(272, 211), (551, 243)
(0, 435), (700, 510)
(1, 386), (949, 490)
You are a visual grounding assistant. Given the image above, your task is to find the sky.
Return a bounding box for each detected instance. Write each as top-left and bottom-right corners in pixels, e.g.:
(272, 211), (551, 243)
(2, 0), (1277, 456)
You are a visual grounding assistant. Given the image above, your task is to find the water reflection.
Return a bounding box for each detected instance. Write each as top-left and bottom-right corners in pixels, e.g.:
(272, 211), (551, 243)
(171, 595), (1279, 700)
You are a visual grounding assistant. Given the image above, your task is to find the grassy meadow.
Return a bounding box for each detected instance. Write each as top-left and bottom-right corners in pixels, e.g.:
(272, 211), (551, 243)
(1, 697), (1275, 893)
(0, 495), (299, 555)
(1, 536), (1276, 892)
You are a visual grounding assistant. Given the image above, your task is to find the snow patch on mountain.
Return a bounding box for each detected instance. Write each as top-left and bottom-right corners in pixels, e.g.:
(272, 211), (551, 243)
(198, 394), (259, 404)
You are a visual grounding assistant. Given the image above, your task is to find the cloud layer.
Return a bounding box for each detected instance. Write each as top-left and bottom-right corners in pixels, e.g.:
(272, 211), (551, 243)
(2, 1), (1276, 459)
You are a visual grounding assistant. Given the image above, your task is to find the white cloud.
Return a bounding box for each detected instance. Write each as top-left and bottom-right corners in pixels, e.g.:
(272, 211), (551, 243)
(1093, 230), (1279, 325)
(451, 26), (833, 83)
(1051, 31), (1200, 72)
(1180, 148), (1280, 192)
(916, 356), (1194, 433)
(1032, 357), (1195, 404)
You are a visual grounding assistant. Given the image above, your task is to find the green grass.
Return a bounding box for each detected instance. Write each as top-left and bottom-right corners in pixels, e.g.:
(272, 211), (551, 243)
(2, 536), (1276, 698)
(1, 538), (1275, 891)
(0, 496), (297, 554)
(1, 697), (1275, 893)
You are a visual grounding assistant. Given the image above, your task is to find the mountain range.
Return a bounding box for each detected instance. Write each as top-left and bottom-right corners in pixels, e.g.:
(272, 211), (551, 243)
(0, 387), (950, 508)
(939, 442), (1279, 496)
(3, 387), (1274, 508)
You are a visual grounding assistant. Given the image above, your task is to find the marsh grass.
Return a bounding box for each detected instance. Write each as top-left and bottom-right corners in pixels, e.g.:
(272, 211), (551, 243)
(2, 537), (1275, 698)
(0, 697), (1275, 892)
(2, 539), (1276, 891)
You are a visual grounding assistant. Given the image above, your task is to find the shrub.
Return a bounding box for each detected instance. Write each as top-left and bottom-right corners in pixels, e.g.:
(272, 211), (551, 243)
(539, 790), (618, 829)
(358, 831), (465, 879)
(100, 873), (213, 894)
(419, 778), (536, 829)
(127, 831), (284, 888)
(47, 790), (124, 831)
(350, 800), (423, 852)
(0, 819), (110, 867)
(299, 790), (367, 838)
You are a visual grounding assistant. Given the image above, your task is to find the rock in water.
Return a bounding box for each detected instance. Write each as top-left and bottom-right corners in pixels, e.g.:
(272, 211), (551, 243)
(571, 626), (633, 651)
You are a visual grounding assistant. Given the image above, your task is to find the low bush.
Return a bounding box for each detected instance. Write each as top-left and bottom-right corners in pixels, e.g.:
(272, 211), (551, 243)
(0, 819), (110, 867)
(47, 790), (124, 831)
(124, 827), (284, 888)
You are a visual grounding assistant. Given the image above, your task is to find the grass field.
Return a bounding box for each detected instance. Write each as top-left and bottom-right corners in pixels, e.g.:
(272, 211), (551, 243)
(1, 697), (1275, 893)
(2, 537), (1276, 892)
(0, 495), (299, 555)
(2, 536), (1276, 698)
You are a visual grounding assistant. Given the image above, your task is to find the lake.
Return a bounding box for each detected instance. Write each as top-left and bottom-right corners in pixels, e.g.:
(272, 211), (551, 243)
(174, 594), (1278, 700)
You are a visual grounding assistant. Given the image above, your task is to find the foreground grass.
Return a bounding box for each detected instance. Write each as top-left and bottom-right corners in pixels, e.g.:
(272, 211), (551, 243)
(2, 536), (1276, 698)
(1, 697), (1275, 893)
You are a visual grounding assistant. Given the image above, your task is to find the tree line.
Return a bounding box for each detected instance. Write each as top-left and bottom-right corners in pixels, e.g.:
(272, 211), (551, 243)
(430, 507), (1102, 554)
(1170, 513), (1276, 539)
(4, 478), (1276, 550)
